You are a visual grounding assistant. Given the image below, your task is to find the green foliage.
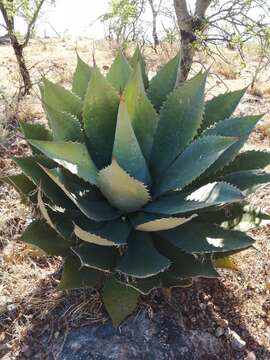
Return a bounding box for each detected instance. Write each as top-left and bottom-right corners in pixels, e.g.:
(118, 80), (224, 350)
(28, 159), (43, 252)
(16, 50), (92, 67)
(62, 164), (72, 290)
(5, 50), (270, 326)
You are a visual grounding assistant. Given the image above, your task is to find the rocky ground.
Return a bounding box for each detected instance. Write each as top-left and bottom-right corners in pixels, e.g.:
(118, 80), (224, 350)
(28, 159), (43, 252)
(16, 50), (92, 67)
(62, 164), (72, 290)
(0, 39), (270, 359)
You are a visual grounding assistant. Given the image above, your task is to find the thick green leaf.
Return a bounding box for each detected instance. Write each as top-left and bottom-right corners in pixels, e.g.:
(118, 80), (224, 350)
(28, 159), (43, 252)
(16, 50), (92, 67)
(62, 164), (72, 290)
(58, 255), (103, 290)
(44, 107), (84, 142)
(103, 277), (139, 326)
(218, 170), (270, 195)
(155, 135), (237, 196)
(41, 166), (120, 221)
(155, 237), (219, 279)
(201, 115), (262, 178)
(219, 150), (270, 176)
(113, 100), (151, 184)
(72, 54), (93, 99)
(129, 46), (148, 88)
(97, 160), (150, 212)
(160, 273), (193, 289)
(29, 140), (98, 185)
(72, 243), (119, 272)
(150, 72), (207, 178)
(74, 218), (131, 246)
(116, 274), (161, 295)
(13, 155), (56, 185)
(201, 87), (246, 130)
(117, 272), (192, 295)
(145, 181), (243, 215)
(37, 189), (73, 239)
(42, 78), (83, 119)
(83, 66), (119, 168)
(21, 219), (70, 256)
(20, 121), (53, 155)
(13, 155), (71, 208)
(147, 52), (180, 111)
(107, 50), (133, 92)
(116, 231), (170, 278)
(0, 174), (36, 202)
(158, 222), (254, 254)
(218, 203), (270, 231)
(130, 212), (195, 231)
(124, 64), (158, 162)
(20, 121), (52, 141)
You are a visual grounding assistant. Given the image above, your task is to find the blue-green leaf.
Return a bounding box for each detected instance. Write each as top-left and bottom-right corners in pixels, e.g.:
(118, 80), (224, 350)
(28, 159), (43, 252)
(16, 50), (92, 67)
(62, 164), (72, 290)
(44, 107), (84, 142)
(145, 181), (243, 215)
(116, 231), (170, 278)
(107, 50), (133, 92)
(83, 66), (119, 168)
(13, 155), (71, 208)
(129, 46), (149, 88)
(58, 255), (104, 290)
(155, 135), (237, 196)
(124, 64), (158, 163)
(41, 166), (120, 221)
(201, 87), (247, 130)
(29, 140), (98, 185)
(0, 174), (36, 203)
(147, 52), (180, 111)
(42, 78), (83, 119)
(201, 115), (262, 178)
(74, 218), (131, 246)
(158, 223), (254, 254)
(103, 277), (139, 326)
(155, 237), (219, 279)
(218, 170), (270, 195)
(21, 219), (70, 256)
(150, 72), (207, 178)
(72, 243), (119, 272)
(219, 150), (270, 176)
(113, 100), (151, 184)
(72, 54), (93, 99)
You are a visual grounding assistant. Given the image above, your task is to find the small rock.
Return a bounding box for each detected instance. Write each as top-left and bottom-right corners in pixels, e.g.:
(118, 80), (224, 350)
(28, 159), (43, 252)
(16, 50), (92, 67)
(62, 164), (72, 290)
(215, 327), (224, 337)
(228, 329), (246, 351)
(70, 341), (82, 351)
(7, 303), (17, 312)
(215, 318), (229, 328)
(0, 296), (12, 313)
(245, 351), (256, 360)
(199, 303), (206, 310)
(0, 332), (5, 342)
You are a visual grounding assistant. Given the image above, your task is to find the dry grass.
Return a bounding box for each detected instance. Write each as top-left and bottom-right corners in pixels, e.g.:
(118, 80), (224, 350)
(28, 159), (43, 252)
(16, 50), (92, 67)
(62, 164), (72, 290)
(0, 39), (270, 359)
(213, 60), (240, 80)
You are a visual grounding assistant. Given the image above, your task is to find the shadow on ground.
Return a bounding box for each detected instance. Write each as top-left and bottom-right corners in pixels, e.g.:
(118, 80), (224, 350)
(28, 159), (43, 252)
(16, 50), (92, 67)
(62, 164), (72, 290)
(1, 273), (269, 360)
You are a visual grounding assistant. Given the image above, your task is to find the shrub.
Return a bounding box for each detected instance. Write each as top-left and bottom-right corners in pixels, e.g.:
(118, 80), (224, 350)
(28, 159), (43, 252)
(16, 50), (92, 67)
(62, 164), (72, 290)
(2, 48), (270, 325)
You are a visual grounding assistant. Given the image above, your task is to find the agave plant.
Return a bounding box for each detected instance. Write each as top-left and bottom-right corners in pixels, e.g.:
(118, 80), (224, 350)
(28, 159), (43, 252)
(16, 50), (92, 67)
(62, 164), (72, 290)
(2, 48), (270, 325)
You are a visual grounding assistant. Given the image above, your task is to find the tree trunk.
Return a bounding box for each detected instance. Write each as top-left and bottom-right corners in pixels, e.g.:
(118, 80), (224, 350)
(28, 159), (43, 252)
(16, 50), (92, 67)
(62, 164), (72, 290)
(0, 2), (32, 96)
(10, 35), (32, 95)
(179, 29), (196, 82)
(148, 0), (159, 49)
(152, 11), (159, 49)
(173, 0), (211, 84)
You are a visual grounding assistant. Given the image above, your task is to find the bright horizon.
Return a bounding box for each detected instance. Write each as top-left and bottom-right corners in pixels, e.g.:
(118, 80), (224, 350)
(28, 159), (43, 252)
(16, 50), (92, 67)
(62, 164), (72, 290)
(0, 0), (170, 39)
(0, 1), (264, 40)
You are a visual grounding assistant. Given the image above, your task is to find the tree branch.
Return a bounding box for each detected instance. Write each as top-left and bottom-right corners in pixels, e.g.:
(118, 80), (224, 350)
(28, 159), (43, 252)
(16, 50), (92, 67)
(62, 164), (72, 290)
(195, 0), (212, 18)
(22, 0), (46, 48)
(173, 0), (192, 30)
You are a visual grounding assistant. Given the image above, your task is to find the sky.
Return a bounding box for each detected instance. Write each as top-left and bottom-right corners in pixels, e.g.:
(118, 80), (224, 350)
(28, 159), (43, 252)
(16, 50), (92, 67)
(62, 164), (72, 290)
(0, 0), (265, 39)
(0, 0), (161, 38)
